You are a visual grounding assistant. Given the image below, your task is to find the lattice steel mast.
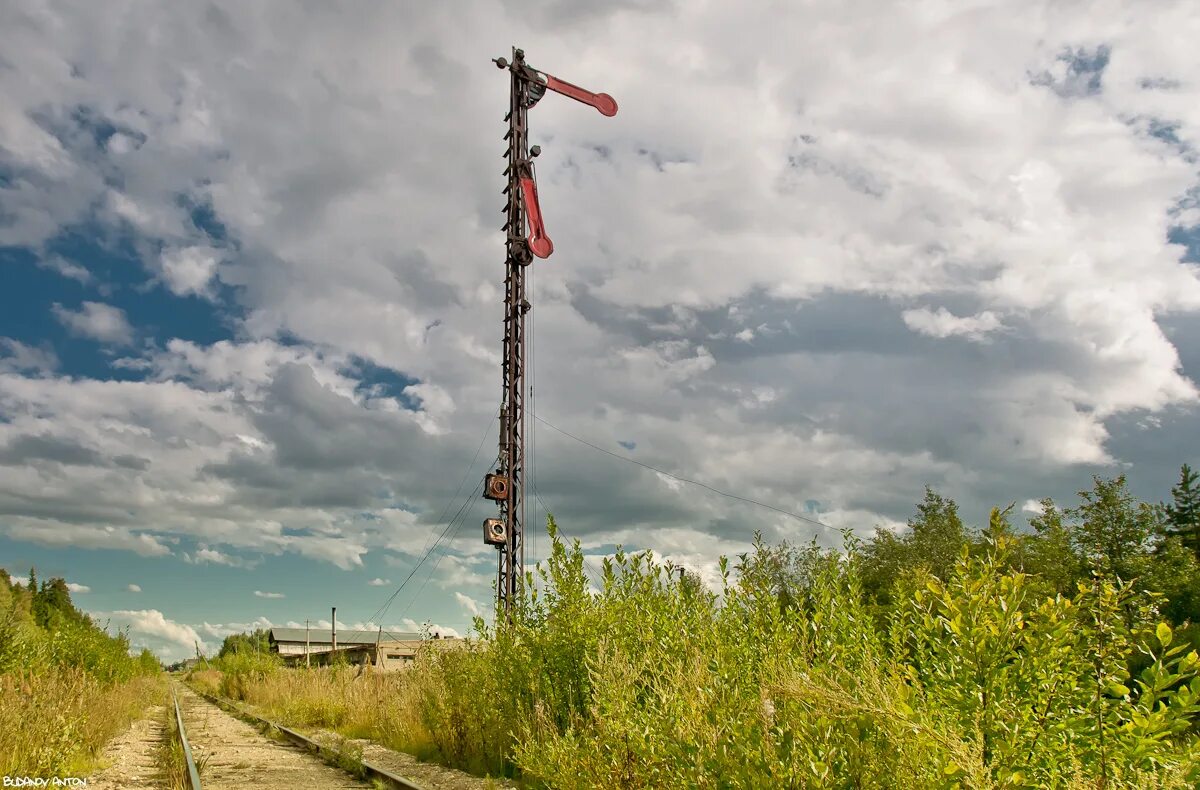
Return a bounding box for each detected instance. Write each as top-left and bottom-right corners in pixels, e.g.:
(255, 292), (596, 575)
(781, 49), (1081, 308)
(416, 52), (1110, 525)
(483, 48), (617, 619)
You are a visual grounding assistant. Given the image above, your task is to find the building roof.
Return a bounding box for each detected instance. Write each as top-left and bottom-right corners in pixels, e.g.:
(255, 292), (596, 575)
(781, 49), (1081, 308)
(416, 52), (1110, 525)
(269, 627), (424, 644)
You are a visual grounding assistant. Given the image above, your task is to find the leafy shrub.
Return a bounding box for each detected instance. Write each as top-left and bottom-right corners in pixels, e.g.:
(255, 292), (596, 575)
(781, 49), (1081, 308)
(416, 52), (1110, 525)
(204, 515), (1200, 788)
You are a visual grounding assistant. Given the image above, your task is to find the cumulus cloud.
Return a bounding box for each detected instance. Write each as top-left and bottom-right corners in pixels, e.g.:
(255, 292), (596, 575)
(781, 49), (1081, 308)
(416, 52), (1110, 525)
(254, 590), (285, 599)
(1, 0), (1200, 637)
(89, 609), (210, 662)
(183, 546), (258, 569)
(198, 616), (274, 640)
(157, 245), (221, 298)
(4, 523), (170, 557)
(368, 578), (391, 586)
(902, 307), (1004, 342)
(127, 583), (142, 592)
(66, 582), (90, 593)
(0, 339), (58, 375)
(50, 302), (134, 345)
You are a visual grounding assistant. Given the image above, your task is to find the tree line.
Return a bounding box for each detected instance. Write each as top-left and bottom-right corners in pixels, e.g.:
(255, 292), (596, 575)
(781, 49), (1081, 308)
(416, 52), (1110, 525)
(850, 465), (1200, 641)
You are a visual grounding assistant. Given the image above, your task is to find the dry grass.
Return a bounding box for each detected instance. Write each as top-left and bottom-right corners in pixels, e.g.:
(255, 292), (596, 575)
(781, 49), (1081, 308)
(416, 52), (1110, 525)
(183, 524), (1200, 788)
(157, 701), (189, 790)
(187, 668), (222, 697)
(191, 665), (435, 758)
(157, 695), (210, 790)
(0, 669), (164, 778)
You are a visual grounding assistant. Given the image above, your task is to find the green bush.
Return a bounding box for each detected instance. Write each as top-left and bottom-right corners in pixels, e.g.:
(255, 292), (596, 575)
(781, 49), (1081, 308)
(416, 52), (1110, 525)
(207, 648), (282, 700)
(397, 519), (1200, 788)
(0, 570), (163, 777)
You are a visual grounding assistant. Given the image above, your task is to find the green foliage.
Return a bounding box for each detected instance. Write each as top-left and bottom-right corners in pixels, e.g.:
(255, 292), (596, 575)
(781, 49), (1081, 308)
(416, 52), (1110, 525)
(0, 570), (160, 682)
(1166, 464), (1200, 559)
(218, 627), (271, 658)
(378, 506), (1200, 787)
(862, 486), (970, 606)
(197, 468), (1200, 788)
(1024, 497), (1080, 596)
(0, 570), (163, 777)
(207, 647), (282, 700)
(1067, 475), (1159, 582)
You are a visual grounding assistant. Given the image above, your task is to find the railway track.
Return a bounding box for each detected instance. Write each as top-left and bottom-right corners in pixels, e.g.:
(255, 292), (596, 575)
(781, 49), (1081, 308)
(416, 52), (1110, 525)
(171, 684), (429, 790)
(172, 691), (203, 789)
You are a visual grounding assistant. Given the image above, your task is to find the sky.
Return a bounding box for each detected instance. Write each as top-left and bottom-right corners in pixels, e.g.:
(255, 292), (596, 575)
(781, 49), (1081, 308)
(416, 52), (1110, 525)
(1, 0), (1199, 663)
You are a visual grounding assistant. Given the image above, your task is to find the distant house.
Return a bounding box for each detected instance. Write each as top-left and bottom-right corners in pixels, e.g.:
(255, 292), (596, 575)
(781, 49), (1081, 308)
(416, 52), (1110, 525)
(168, 657), (202, 673)
(267, 627), (458, 671)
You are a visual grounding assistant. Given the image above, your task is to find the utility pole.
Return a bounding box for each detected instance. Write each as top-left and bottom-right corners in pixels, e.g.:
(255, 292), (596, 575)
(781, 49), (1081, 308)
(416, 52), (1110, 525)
(331, 606), (337, 652)
(484, 47), (617, 620)
(305, 619), (310, 668)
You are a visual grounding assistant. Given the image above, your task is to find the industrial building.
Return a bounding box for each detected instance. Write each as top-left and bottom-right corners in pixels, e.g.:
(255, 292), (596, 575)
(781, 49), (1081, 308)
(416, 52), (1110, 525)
(268, 627), (456, 671)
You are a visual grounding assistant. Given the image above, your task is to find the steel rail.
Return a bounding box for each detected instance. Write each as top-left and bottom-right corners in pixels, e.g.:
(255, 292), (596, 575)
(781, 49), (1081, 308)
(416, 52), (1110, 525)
(187, 687), (430, 790)
(172, 690), (203, 790)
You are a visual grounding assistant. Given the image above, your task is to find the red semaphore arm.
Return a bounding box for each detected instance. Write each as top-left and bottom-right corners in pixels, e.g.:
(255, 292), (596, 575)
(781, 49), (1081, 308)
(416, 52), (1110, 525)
(541, 73), (618, 117)
(519, 176), (554, 259)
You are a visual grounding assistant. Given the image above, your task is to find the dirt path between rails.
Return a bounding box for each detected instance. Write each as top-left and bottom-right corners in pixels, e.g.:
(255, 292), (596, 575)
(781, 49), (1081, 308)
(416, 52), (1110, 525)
(86, 704), (168, 789)
(174, 685), (370, 790)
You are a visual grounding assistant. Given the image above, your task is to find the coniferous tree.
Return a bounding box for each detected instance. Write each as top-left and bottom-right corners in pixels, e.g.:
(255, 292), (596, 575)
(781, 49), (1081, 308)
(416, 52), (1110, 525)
(38, 578), (78, 628)
(28, 567), (48, 626)
(1165, 463), (1200, 558)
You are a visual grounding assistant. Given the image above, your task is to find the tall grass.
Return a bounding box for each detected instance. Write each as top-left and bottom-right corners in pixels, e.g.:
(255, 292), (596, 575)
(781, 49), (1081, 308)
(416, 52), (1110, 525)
(0, 573), (164, 777)
(158, 696), (209, 789)
(0, 663), (163, 777)
(199, 519), (1200, 788)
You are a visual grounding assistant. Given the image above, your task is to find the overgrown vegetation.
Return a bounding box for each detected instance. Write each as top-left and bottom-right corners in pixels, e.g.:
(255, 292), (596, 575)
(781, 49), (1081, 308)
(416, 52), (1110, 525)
(157, 696), (209, 790)
(0, 569), (163, 778)
(201, 468), (1200, 788)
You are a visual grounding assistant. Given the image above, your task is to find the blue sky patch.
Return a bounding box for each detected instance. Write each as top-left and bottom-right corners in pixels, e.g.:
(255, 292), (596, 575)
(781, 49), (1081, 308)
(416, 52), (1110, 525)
(1169, 225), (1200, 264)
(1030, 44), (1111, 98)
(346, 355), (421, 409)
(1, 227), (237, 379)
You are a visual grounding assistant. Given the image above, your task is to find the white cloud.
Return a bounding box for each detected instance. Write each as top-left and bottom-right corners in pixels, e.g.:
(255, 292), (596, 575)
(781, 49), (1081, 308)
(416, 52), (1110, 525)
(183, 546), (258, 569)
(902, 307), (1004, 342)
(51, 302), (134, 345)
(158, 245), (221, 298)
(367, 577), (391, 586)
(126, 583), (142, 592)
(66, 582), (90, 593)
(454, 591), (482, 618)
(280, 535), (367, 571)
(1022, 499), (1047, 515)
(1, 0), (1200, 636)
(5, 523), (170, 557)
(397, 618), (461, 639)
(90, 609), (210, 662)
(254, 590), (285, 599)
(0, 339), (58, 375)
(198, 616), (274, 640)
(39, 255), (92, 285)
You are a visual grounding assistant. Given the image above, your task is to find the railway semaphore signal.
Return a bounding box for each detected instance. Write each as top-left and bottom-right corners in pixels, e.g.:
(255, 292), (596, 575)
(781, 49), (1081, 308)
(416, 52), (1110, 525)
(484, 48), (617, 619)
